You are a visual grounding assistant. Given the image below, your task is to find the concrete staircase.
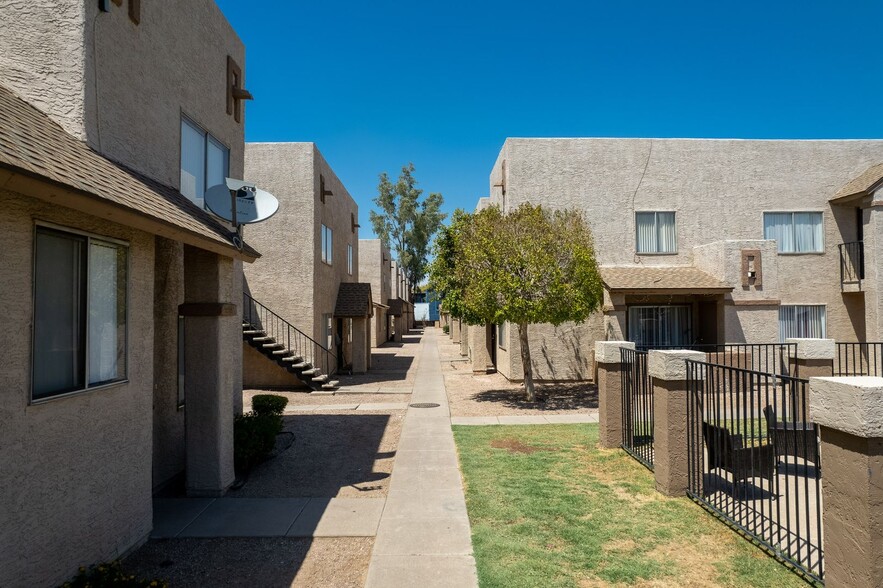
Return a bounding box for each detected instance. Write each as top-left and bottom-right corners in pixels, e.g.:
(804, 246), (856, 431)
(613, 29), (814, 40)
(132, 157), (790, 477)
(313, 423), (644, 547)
(242, 293), (339, 392)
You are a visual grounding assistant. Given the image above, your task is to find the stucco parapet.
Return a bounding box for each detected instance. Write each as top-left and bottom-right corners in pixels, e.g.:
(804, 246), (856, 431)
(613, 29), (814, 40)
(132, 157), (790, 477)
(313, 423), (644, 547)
(595, 340), (635, 363)
(786, 338), (835, 360)
(648, 350), (706, 381)
(809, 377), (883, 438)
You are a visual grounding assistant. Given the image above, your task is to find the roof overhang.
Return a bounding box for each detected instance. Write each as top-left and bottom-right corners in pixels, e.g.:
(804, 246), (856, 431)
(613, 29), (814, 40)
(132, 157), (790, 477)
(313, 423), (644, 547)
(600, 266), (734, 293)
(0, 166), (260, 262)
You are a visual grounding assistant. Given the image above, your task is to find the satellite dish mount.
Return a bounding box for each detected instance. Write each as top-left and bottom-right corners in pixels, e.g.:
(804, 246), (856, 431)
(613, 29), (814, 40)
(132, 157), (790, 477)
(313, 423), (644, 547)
(204, 178), (280, 250)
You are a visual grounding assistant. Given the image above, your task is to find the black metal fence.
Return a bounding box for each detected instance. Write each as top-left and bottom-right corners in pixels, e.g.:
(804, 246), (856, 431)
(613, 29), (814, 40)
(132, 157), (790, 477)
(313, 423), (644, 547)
(620, 348), (654, 470)
(243, 292), (337, 378)
(839, 241), (864, 288)
(686, 360), (823, 584)
(835, 342), (883, 376)
(638, 343), (798, 377)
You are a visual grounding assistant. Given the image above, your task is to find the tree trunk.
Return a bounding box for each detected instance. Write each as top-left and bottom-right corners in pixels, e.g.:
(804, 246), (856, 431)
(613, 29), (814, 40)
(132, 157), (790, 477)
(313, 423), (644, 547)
(518, 322), (536, 402)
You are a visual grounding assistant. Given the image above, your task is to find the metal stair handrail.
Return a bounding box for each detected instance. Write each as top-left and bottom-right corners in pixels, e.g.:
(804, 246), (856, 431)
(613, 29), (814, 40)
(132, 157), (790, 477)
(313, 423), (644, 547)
(242, 292), (337, 378)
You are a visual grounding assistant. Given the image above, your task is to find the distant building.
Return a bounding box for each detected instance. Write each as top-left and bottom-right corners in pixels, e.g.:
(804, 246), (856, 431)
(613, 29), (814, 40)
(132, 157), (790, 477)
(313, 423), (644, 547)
(466, 138), (883, 381)
(361, 238), (393, 346)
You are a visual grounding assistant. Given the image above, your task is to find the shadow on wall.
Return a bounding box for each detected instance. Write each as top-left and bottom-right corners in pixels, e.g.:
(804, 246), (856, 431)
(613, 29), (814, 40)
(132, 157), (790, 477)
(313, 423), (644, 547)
(538, 325), (593, 381)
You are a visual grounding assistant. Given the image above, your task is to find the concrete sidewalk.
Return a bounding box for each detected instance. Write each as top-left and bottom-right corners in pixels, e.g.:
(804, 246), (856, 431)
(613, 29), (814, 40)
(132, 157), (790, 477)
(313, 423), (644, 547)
(452, 414), (598, 425)
(151, 496), (385, 538)
(365, 328), (479, 587)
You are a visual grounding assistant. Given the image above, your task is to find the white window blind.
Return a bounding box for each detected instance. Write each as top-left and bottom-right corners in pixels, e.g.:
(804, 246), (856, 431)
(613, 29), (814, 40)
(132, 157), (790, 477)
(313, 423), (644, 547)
(628, 306), (691, 347)
(763, 212), (823, 253)
(635, 211), (676, 253)
(779, 305), (826, 340)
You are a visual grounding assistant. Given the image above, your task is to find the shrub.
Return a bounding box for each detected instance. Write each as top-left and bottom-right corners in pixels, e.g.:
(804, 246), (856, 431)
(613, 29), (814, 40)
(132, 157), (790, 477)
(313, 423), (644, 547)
(234, 395), (289, 472)
(252, 394), (288, 416)
(59, 561), (167, 588)
(442, 324), (450, 334)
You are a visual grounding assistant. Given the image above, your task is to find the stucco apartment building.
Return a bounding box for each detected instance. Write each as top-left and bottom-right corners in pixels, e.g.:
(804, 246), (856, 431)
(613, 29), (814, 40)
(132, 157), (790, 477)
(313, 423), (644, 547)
(389, 259), (414, 340)
(469, 138), (883, 382)
(0, 1), (256, 585)
(242, 143), (374, 380)
(361, 238), (393, 346)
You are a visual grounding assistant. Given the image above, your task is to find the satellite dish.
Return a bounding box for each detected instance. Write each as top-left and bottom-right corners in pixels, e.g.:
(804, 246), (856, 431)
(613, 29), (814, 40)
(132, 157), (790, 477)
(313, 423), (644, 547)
(205, 178), (279, 225)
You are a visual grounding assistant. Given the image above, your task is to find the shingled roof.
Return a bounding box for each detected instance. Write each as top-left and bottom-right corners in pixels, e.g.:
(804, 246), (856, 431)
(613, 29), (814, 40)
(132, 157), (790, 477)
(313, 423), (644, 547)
(0, 84), (258, 259)
(387, 298), (404, 317)
(832, 162), (883, 201)
(601, 266), (732, 292)
(334, 283), (373, 317)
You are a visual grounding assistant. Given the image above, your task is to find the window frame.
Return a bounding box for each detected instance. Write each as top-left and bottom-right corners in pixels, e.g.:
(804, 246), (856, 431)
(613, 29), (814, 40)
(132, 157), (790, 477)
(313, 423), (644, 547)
(497, 322), (507, 350)
(31, 222), (130, 404)
(347, 244), (353, 275)
(762, 211), (825, 255)
(778, 304), (827, 341)
(635, 211), (678, 255)
(627, 304), (692, 348)
(321, 224), (333, 265)
(179, 115), (230, 209)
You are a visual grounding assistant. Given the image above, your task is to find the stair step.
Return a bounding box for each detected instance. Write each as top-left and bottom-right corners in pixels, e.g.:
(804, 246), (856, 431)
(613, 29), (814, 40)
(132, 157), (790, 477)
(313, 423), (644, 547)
(292, 362), (311, 370)
(262, 342), (285, 349)
(252, 336), (274, 343)
(301, 368), (320, 376)
(311, 375), (328, 383)
(243, 330), (266, 336)
(322, 381), (340, 390)
(271, 349), (292, 356)
(280, 356), (304, 363)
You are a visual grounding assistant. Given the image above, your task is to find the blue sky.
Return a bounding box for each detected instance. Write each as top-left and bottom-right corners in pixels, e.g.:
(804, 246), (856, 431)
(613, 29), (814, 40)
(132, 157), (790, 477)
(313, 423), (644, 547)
(216, 1), (883, 238)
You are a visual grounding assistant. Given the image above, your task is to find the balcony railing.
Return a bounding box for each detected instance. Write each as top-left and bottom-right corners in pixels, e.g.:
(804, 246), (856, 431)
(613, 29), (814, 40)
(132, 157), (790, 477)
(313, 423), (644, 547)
(839, 241), (864, 290)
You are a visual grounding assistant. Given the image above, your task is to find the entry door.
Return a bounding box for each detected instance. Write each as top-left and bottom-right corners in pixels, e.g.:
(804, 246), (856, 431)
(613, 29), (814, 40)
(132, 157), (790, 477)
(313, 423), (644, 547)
(697, 302), (718, 345)
(627, 306), (691, 348)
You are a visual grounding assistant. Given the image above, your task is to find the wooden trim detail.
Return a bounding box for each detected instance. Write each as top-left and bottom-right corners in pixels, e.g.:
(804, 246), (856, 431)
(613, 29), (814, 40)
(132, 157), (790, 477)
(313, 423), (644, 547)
(178, 303), (237, 317)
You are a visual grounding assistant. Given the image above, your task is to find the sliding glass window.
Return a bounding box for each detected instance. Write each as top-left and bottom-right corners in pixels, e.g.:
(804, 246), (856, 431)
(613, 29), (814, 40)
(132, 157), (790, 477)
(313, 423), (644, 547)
(33, 226), (128, 401)
(635, 211), (677, 254)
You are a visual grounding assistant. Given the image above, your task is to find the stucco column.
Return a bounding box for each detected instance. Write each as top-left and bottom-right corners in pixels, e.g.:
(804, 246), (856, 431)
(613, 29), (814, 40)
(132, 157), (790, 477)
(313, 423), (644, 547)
(648, 350), (706, 496)
(787, 338), (835, 379)
(181, 247), (237, 497)
(393, 315), (403, 342)
(470, 323), (492, 374)
(352, 317), (368, 374)
(459, 323), (468, 357)
(595, 341), (634, 449)
(809, 376), (883, 588)
(451, 319), (461, 343)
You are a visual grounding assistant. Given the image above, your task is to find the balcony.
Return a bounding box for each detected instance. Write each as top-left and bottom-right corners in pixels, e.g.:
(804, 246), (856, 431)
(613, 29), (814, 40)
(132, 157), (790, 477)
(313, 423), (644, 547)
(839, 241), (864, 292)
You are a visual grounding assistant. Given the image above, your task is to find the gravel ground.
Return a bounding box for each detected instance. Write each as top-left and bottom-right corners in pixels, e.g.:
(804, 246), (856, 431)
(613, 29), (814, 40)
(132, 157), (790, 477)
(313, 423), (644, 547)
(438, 335), (599, 417)
(234, 410), (405, 498)
(124, 537), (372, 587)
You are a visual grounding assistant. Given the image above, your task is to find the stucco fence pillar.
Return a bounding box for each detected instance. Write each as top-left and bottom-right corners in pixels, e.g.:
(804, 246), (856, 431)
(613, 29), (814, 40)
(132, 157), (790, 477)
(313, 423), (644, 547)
(648, 350), (706, 497)
(451, 318), (461, 343)
(460, 322), (469, 357)
(470, 323), (492, 374)
(809, 376), (883, 588)
(787, 338), (835, 379)
(594, 341), (634, 449)
(352, 317), (369, 374)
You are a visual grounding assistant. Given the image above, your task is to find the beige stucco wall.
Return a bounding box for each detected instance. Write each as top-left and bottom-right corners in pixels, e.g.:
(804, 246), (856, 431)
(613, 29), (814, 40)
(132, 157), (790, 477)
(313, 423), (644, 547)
(487, 138), (883, 380)
(0, 0), (246, 187)
(0, 1), (88, 140)
(0, 191), (155, 587)
(313, 148), (360, 346)
(361, 239), (392, 346)
(244, 143), (359, 367)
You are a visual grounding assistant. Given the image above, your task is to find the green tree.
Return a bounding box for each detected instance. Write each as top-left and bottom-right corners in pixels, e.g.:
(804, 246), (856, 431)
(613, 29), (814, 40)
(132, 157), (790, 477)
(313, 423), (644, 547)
(370, 163), (445, 292)
(432, 204), (603, 401)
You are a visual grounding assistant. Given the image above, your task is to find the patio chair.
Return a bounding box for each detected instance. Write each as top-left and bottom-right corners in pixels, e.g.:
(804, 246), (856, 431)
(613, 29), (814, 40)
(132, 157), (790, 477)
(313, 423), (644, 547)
(702, 422), (776, 495)
(762, 405), (820, 465)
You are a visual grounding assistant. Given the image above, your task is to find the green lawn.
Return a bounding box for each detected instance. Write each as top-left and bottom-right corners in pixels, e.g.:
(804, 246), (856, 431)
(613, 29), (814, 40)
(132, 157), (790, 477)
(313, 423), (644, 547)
(453, 423), (809, 588)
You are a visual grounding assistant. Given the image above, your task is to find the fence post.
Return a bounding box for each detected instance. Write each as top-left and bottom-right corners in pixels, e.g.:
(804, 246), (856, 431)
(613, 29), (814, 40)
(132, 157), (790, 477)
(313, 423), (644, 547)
(594, 341), (634, 449)
(809, 376), (883, 587)
(648, 349), (706, 496)
(787, 338), (835, 378)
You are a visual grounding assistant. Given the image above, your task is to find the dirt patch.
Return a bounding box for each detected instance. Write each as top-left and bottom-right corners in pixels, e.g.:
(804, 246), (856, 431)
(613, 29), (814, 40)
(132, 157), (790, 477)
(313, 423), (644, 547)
(490, 437), (544, 454)
(124, 537), (372, 588)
